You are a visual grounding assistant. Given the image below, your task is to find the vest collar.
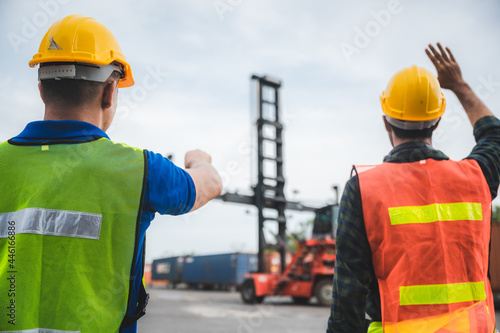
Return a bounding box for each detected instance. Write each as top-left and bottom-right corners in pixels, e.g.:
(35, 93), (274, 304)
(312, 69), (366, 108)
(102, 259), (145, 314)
(11, 120), (109, 142)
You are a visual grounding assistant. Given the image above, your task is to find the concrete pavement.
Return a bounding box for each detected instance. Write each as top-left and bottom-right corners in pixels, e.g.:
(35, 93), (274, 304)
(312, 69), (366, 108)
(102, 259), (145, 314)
(138, 286), (500, 332)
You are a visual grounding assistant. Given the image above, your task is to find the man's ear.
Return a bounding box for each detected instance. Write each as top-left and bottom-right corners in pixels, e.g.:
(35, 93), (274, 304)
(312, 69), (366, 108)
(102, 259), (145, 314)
(101, 81), (118, 110)
(38, 81), (46, 104)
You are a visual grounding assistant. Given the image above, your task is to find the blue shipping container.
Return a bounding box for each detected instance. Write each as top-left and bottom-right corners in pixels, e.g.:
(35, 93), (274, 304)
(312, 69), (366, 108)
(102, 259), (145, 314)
(182, 253), (257, 288)
(151, 256), (184, 283)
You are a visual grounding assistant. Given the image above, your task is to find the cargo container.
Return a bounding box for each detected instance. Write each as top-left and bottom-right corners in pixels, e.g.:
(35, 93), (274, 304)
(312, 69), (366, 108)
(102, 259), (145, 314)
(182, 253), (258, 290)
(144, 263), (152, 285)
(145, 263), (168, 287)
(151, 256), (184, 288)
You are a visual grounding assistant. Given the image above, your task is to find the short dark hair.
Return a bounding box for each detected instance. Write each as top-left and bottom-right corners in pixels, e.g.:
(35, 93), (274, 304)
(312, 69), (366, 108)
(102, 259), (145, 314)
(389, 123), (438, 140)
(40, 70), (121, 108)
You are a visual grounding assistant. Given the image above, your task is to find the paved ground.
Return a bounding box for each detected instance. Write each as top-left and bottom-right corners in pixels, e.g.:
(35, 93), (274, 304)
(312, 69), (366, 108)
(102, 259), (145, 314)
(138, 286), (500, 333)
(138, 286), (329, 333)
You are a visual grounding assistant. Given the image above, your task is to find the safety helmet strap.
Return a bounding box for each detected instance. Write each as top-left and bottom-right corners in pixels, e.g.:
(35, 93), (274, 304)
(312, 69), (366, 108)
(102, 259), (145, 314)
(39, 62), (123, 83)
(384, 115), (440, 130)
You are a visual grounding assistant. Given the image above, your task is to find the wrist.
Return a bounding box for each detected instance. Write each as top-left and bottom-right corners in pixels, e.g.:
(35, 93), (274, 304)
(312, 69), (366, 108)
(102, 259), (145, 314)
(449, 81), (470, 97)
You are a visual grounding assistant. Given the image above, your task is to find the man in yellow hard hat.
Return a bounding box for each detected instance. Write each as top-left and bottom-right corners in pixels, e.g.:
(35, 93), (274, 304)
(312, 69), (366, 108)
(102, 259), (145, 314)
(327, 43), (500, 333)
(0, 14), (222, 333)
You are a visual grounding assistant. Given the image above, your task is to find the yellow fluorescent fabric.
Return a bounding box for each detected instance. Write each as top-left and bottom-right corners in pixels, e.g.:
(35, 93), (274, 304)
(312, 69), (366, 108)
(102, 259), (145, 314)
(367, 321), (383, 333)
(383, 306), (472, 333)
(399, 282), (486, 306)
(388, 202), (482, 225)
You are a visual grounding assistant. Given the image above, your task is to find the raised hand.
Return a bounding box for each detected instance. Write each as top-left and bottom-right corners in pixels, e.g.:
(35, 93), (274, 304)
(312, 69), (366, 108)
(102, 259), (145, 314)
(425, 43), (466, 91)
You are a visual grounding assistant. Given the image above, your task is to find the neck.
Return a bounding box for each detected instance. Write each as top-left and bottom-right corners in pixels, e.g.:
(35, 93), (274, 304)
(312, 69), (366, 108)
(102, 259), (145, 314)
(391, 134), (432, 148)
(44, 104), (105, 130)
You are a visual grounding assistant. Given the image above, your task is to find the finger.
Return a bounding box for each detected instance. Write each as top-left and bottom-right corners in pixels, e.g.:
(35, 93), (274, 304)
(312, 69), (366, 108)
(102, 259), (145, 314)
(445, 47), (456, 62)
(437, 43), (449, 61)
(425, 45), (437, 61)
(425, 48), (440, 68)
(428, 44), (443, 62)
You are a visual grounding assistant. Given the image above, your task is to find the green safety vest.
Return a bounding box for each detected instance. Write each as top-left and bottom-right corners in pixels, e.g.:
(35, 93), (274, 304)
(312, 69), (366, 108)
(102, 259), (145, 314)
(0, 137), (147, 332)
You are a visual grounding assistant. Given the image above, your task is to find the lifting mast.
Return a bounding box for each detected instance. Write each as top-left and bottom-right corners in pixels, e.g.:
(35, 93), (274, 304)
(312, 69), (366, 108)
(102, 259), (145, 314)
(220, 74), (338, 273)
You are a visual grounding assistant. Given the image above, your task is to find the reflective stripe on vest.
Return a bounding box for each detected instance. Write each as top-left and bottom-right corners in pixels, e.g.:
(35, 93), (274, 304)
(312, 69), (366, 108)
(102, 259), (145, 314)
(399, 281), (486, 305)
(0, 138), (145, 332)
(0, 208), (102, 240)
(389, 202), (483, 225)
(382, 302), (495, 333)
(357, 158), (495, 333)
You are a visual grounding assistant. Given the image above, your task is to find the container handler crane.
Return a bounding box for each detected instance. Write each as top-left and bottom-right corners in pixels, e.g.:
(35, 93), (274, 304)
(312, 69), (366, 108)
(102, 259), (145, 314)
(220, 75), (338, 306)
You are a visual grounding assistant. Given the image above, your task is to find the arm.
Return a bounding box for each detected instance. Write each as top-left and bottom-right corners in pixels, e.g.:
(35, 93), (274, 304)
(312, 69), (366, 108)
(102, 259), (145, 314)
(184, 149), (223, 212)
(426, 43), (500, 200)
(327, 177), (378, 333)
(425, 43), (493, 127)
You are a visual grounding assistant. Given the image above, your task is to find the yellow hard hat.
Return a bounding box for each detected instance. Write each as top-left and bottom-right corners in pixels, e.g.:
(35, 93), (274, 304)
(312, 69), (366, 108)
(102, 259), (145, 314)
(29, 14), (134, 88)
(380, 65), (445, 122)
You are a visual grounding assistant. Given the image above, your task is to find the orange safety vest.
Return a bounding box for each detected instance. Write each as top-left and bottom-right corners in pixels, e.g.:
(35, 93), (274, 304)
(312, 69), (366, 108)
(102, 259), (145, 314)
(357, 158), (495, 333)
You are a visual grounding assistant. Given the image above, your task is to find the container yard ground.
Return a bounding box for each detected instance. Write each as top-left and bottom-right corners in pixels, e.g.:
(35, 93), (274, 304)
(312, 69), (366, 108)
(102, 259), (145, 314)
(138, 286), (500, 333)
(138, 285), (329, 332)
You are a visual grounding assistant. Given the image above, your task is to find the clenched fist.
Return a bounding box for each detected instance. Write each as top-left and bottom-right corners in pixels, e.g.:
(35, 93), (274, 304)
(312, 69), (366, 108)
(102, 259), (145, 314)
(185, 149), (212, 169)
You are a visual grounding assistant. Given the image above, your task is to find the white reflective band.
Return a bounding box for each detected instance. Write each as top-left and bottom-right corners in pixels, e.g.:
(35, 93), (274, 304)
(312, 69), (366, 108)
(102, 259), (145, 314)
(0, 208), (102, 240)
(0, 329), (80, 333)
(355, 165), (377, 174)
(39, 62), (122, 83)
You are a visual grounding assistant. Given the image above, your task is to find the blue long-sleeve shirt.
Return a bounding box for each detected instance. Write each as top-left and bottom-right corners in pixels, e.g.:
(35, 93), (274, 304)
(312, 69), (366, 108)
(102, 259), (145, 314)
(10, 120), (196, 333)
(327, 116), (500, 332)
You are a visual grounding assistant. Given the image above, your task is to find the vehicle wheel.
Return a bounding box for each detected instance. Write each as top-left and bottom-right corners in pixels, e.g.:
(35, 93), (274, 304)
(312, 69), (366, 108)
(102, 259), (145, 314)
(241, 279), (265, 304)
(292, 296), (310, 305)
(315, 279), (333, 307)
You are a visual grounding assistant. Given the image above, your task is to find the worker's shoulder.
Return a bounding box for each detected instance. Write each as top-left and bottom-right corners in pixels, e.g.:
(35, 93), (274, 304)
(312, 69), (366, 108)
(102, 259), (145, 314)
(97, 137), (145, 154)
(81, 138), (147, 168)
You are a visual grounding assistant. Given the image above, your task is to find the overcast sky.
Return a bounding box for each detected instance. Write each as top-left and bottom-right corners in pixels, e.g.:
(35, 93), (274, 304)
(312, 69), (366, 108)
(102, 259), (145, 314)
(1, 0), (500, 262)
